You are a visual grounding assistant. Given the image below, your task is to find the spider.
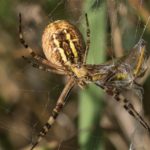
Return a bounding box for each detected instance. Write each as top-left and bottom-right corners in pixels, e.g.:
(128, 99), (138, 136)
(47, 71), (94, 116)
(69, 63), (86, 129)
(19, 13), (150, 150)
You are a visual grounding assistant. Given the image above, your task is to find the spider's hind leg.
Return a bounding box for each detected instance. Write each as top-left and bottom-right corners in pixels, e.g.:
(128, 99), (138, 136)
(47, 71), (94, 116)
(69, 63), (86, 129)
(19, 13), (35, 57)
(19, 13), (64, 71)
(83, 13), (91, 64)
(22, 56), (66, 75)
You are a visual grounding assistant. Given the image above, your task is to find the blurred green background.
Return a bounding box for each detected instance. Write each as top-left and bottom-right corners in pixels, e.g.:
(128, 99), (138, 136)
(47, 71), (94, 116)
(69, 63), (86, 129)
(0, 0), (150, 150)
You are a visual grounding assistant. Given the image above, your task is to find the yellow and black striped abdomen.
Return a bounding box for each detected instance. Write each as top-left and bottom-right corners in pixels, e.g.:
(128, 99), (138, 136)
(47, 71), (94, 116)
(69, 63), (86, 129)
(42, 20), (85, 67)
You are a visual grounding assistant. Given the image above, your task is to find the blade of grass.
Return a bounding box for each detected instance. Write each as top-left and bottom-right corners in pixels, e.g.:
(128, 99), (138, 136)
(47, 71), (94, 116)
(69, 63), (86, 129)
(79, 1), (107, 150)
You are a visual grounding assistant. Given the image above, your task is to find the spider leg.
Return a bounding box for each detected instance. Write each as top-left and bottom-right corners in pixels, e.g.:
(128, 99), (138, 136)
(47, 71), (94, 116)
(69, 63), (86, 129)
(22, 56), (66, 75)
(132, 81), (144, 103)
(30, 78), (75, 150)
(105, 86), (150, 132)
(19, 13), (64, 71)
(83, 13), (91, 64)
(96, 83), (150, 132)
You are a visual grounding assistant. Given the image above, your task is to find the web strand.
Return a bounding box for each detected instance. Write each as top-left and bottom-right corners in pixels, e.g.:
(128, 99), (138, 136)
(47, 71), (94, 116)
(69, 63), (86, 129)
(140, 15), (150, 40)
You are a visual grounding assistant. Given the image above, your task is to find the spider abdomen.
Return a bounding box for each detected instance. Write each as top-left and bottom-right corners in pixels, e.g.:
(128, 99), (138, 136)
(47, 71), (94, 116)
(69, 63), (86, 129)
(42, 20), (85, 67)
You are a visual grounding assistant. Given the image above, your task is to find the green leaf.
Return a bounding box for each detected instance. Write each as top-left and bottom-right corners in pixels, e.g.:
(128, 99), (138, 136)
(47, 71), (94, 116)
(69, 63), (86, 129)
(79, 1), (107, 150)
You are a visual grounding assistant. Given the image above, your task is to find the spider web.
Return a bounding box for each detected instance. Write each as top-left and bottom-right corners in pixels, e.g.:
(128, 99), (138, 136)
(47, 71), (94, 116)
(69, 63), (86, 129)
(0, 0), (150, 150)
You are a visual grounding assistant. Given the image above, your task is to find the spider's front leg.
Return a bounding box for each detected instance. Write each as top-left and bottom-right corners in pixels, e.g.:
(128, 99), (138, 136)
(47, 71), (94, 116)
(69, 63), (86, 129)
(30, 78), (75, 150)
(104, 86), (150, 132)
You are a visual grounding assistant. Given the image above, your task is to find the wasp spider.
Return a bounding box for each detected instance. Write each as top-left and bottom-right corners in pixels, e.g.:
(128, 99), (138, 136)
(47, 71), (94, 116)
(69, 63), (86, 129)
(19, 13), (150, 150)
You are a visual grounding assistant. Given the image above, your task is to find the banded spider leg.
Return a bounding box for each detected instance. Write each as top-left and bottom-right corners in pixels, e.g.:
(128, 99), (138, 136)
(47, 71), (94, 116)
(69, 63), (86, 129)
(30, 78), (75, 150)
(19, 13), (65, 75)
(99, 84), (150, 132)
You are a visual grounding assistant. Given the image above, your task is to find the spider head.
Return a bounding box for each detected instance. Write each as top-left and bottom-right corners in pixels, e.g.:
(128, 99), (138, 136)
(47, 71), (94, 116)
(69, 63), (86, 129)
(70, 64), (88, 78)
